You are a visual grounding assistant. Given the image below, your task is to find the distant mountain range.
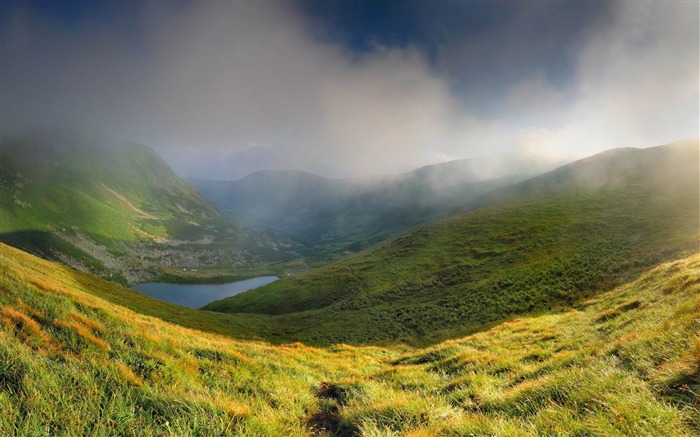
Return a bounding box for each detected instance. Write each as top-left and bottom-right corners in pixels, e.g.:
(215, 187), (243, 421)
(192, 152), (555, 256)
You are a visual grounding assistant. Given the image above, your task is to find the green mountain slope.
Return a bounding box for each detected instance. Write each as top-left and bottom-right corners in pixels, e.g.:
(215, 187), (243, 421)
(475, 138), (699, 205)
(0, 131), (298, 284)
(203, 140), (699, 344)
(1, 241), (698, 435)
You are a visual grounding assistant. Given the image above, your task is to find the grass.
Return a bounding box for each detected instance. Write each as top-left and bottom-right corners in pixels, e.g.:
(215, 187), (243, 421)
(1, 242), (698, 435)
(333, 252), (700, 436)
(0, 136), (213, 241)
(0, 243), (392, 435)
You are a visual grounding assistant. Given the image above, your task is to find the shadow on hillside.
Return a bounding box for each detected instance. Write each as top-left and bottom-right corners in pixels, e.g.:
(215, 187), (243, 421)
(0, 230), (61, 260)
(1, 229), (115, 281)
(41, 241), (697, 349)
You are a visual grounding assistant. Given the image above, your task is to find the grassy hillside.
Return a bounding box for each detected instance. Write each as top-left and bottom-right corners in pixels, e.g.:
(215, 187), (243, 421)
(0, 131), (298, 284)
(475, 138), (700, 206)
(1, 133), (215, 239)
(203, 140), (699, 344)
(0, 243), (390, 435)
(324, 253), (700, 435)
(1, 242), (698, 435)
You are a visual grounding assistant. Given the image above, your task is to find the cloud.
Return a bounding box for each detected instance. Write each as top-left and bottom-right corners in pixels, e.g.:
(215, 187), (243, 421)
(503, 2), (698, 159)
(570, 2), (698, 151)
(1, 1), (697, 180)
(140, 1), (504, 178)
(3, 1), (496, 178)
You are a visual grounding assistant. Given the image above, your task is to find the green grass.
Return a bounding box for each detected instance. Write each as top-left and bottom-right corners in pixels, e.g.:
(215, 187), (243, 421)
(333, 253), (700, 436)
(0, 136), (213, 240)
(0, 244), (392, 435)
(203, 141), (699, 345)
(1, 242), (698, 435)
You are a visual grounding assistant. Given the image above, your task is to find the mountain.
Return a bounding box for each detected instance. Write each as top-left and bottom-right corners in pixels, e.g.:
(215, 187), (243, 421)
(0, 131), (298, 284)
(1, 241), (698, 435)
(202, 140), (699, 344)
(473, 138), (700, 205)
(192, 152), (551, 256)
(192, 170), (353, 247)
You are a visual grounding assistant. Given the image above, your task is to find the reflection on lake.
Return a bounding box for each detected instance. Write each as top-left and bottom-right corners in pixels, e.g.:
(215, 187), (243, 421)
(132, 276), (278, 309)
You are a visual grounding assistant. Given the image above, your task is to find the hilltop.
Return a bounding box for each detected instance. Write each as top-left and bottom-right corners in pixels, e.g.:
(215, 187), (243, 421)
(1, 242), (697, 435)
(0, 131), (299, 284)
(203, 140), (699, 344)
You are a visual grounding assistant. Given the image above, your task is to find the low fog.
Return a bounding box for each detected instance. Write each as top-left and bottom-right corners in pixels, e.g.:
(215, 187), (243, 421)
(1, 1), (697, 180)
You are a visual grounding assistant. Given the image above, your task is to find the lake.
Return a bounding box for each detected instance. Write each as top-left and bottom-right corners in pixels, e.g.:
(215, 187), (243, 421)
(132, 276), (278, 309)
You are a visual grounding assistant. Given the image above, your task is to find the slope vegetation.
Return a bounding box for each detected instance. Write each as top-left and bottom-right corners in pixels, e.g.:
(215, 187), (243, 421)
(321, 253), (700, 435)
(1, 242), (698, 435)
(204, 140), (699, 344)
(0, 243), (388, 435)
(0, 131), (297, 284)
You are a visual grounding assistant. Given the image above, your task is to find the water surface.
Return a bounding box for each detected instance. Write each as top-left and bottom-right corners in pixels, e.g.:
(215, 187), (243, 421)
(132, 276), (278, 309)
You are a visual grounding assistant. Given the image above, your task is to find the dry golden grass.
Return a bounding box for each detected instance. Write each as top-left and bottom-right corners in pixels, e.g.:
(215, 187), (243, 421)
(69, 311), (104, 333)
(55, 318), (110, 350)
(0, 242), (698, 435)
(0, 306), (52, 347)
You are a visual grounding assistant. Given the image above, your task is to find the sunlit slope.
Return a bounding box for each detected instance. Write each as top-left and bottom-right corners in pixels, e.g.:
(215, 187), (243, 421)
(0, 243), (391, 435)
(0, 132), (297, 283)
(1, 243), (698, 435)
(204, 140), (699, 344)
(475, 138), (700, 206)
(314, 253), (700, 435)
(0, 132), (216, 240)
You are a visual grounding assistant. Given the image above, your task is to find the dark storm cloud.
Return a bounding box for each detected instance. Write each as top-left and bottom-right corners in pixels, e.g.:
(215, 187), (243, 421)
(300, 1), (611, 104)
(1, 1), (697, 180)
(424, 2), (612, 109)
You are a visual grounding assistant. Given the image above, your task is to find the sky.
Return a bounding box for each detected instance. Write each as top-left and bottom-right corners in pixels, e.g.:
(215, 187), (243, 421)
(1, 0), (698, 180)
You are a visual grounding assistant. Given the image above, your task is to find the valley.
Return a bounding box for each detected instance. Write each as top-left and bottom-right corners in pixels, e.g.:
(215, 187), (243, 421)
(202, 140), (699, 345)
(191, 152), (553, 259)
